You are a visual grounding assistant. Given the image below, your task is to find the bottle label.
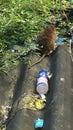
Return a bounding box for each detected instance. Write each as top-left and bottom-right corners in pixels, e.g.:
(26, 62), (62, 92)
(37, 77), (47, 85)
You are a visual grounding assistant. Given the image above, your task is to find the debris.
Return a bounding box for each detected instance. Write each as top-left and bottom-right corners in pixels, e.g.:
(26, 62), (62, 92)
(17, 94), (46, 111)
(60, 78), (65, 82)
(55, 37), (64, 45)
(34, 118), (44, 129)
(0, 97), (12, 130)
(67, 27), (73, 41)
(47, 72), (53, 79)
(35, 98), (46, 110)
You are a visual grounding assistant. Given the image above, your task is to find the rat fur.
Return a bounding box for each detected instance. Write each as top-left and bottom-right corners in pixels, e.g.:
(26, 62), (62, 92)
(29, 24), (57, 68)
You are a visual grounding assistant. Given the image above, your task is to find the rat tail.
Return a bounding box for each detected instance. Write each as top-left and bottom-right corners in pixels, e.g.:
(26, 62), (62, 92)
(29, 53), (46, 68)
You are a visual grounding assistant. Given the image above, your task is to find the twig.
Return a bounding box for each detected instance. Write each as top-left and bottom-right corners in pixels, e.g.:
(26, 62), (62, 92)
(69, 39), (73, 62)
(62, 10), (69, 23)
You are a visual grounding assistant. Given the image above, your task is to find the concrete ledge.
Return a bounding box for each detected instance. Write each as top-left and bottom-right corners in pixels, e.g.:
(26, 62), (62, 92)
(43, 45), (72, 130)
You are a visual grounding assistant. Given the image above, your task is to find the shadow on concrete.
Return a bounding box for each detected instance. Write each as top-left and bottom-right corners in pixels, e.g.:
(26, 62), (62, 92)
(13, 62), (27, 103)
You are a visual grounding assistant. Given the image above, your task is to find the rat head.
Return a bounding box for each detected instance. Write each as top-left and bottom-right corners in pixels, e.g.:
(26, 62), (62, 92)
(46, 24), (56, 38)
(47, 24), (56, 31)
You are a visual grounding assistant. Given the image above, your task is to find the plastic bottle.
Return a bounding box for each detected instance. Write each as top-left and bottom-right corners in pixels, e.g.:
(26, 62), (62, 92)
(36, 70), (49, 100)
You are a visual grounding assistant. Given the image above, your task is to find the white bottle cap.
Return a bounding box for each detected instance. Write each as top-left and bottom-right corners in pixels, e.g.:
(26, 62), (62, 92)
(40, 94), (46, 101)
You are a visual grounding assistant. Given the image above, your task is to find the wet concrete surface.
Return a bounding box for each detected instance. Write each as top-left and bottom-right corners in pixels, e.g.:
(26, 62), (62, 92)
(0, 45), (73, 130)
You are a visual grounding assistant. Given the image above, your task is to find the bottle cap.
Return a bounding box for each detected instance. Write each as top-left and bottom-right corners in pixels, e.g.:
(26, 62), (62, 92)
(37, 70), (48, 79)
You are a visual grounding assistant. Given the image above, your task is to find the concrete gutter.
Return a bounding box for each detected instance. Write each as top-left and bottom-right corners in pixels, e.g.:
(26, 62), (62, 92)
(6, 45), (73, 130)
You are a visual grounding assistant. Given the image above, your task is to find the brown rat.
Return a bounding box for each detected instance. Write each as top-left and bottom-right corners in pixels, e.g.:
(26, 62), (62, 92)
(29, 24), (57, 68)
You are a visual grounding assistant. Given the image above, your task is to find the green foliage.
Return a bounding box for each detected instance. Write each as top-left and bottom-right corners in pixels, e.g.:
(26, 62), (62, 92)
(0, 0), (72, 72)
(0, 0), (51, 47)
